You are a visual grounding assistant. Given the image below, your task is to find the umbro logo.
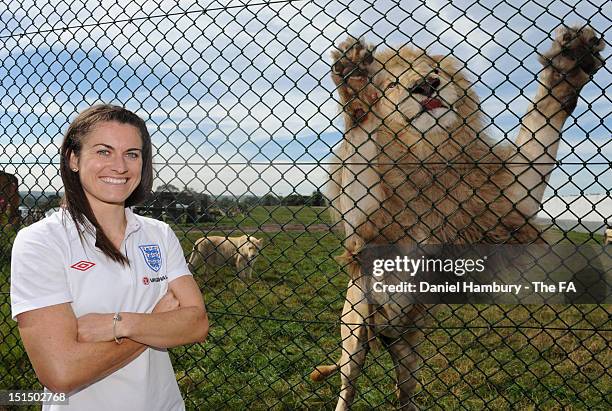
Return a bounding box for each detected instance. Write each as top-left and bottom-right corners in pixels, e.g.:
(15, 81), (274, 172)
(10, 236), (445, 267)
(70, 261), (96, 271)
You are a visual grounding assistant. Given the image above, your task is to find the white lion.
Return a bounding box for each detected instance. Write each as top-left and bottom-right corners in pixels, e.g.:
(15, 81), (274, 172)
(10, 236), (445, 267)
(188, 235), (263, 279)
(314, 25), (605, 411)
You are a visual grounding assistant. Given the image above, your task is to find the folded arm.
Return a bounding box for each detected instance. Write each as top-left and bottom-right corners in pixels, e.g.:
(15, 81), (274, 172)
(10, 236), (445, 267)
(117, 275), (208, 348)
(17, 304), (147, 394)
(16, 278), (202, 394)
(77, 275), (208, 349)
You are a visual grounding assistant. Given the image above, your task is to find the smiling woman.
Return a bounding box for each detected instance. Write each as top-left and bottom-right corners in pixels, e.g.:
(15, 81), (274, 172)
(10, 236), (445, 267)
(59, 106), (153, 264)
(10, 104), (208, 411)
(68, 122), (145, 252)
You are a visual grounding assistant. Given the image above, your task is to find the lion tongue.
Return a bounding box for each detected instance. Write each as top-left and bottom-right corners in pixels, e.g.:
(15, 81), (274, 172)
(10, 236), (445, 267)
(422, 98), (443, 110)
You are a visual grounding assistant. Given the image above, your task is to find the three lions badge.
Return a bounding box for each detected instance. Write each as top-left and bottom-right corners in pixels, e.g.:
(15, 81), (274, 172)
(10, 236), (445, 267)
(139, 244), (162, 272)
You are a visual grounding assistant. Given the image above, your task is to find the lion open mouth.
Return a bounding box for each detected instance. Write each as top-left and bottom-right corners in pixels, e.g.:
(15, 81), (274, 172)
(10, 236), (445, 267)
(421, 98), (445, 111)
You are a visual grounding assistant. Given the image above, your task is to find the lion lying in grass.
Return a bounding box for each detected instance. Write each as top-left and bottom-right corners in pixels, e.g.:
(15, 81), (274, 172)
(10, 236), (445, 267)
(314, 25), (605, 410)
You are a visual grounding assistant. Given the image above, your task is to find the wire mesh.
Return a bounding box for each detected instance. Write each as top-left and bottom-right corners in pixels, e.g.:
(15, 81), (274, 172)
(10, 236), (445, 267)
(0, 0), (610, 410)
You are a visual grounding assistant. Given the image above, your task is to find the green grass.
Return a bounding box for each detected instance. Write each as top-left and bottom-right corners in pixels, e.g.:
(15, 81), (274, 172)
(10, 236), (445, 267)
(0, 265), (41, 394)
(0, 207), (609, 410)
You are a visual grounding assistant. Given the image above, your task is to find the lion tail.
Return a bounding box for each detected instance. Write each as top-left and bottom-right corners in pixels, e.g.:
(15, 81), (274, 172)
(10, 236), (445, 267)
(309, 363), (340, 382)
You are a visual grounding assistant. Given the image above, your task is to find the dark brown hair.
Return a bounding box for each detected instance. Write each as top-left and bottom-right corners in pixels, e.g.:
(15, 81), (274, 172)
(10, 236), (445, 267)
(60, 104), (153, 265)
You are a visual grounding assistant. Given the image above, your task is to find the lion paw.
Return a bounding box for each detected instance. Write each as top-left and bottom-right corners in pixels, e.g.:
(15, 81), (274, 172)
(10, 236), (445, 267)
(331, 36), (379, 124)
(540, 25), (605, 80)
(538, 25), (605, 113)
(331, 37), (376, 85)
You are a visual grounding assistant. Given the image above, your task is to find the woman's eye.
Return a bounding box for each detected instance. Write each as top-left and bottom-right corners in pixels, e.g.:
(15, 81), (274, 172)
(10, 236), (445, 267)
(386, 81), (399, 90)
(126, 152), (140, 159)
(97, 149), (110, 156)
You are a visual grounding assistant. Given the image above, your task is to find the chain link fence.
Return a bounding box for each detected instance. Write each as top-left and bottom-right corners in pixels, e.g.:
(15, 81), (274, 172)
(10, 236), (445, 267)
(1, 0), (610, 409)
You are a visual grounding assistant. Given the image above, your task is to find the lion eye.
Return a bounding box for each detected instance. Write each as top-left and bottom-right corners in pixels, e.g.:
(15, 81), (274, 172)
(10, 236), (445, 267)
(386, 81), (399, 90)
(433, 68), (440, 74)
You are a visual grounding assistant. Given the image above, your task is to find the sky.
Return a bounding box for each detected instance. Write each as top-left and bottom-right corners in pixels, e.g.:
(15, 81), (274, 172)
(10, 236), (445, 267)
(0, 0), (610, 201)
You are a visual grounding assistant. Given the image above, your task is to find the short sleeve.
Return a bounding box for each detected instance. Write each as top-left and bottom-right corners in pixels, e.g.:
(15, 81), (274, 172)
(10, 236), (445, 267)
(164, 224), (191, 281)
(10, 227), (73, 321)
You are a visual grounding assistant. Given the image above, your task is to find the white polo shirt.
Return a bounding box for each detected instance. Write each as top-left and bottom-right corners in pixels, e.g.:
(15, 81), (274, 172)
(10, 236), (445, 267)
(10, 208), (190, 411)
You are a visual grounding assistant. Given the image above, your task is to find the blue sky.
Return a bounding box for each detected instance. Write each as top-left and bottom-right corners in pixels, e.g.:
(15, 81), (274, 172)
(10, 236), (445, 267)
(0, 0), (609, 197)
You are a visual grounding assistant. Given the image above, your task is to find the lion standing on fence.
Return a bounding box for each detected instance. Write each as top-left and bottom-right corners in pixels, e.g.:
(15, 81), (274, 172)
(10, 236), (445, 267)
(313, 26), (605, 410)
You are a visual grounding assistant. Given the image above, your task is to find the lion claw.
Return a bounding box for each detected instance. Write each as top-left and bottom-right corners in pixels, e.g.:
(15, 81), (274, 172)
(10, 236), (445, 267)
(541, 25), (605, 77)
(331, 37), (379, 124)
(331, 37), (376, 84)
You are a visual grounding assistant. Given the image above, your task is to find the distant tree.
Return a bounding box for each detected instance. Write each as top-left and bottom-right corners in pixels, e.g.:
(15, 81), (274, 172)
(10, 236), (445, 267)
(182, 186), (211, 201)
(261, 193), (281, 206)
(240, 195), (259, 208)
(307, 190), (325, 206)
(215, 196), (238, 209)
(38, 194), (62, 212)
(0, 212), (17, 261)
(21, 193), (37, 208)
(182, 186), (198, 195)
(155, 183), (179, 192)
(177, 186), (199, 204)
(283, 194), (307, 206)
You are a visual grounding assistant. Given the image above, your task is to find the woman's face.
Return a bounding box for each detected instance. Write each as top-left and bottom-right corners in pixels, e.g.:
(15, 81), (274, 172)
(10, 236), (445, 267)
(70, 121), (143, 211)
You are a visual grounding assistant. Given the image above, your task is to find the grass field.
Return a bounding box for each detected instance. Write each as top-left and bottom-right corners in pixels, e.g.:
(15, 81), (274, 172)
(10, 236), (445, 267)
(0, 206), (610, 410)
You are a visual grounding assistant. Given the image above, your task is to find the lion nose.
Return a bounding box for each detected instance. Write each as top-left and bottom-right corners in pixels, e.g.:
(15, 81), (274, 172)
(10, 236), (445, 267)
(410, 77), (440, 97)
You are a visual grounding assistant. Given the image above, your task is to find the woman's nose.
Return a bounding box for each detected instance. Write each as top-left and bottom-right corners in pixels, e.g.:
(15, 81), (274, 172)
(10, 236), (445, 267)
(111, 154), (128, 173)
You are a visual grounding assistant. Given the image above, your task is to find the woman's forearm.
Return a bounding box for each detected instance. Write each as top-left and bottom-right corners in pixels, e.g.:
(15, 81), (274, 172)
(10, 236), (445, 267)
(117, 307), (208, 348)
(45, 339), (146, 393)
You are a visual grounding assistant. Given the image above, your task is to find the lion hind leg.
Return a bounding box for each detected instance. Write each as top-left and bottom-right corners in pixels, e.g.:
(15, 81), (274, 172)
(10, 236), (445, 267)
(380, 332), (422, 411)
(311, 306), (370, 411)
(335, 323), (369, 411)
(319, 278), (371, 411)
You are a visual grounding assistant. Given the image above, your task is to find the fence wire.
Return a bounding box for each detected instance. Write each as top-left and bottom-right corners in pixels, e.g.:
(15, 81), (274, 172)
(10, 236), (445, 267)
(0, 0), (610, 410)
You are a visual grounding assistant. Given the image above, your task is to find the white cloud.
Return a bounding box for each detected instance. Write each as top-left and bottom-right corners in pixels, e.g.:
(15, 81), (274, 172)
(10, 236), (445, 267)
(2, 0), (609, 197)
(154, 154), (329, 196)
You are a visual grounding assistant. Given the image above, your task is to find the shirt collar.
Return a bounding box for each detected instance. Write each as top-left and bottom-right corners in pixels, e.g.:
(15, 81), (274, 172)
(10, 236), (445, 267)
(63, 207), (142, 241)
(124, 207), (142, 237)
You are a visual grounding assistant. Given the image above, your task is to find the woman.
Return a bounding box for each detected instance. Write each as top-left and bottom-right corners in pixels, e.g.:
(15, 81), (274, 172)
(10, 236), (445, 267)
(10, 104), (208, 410)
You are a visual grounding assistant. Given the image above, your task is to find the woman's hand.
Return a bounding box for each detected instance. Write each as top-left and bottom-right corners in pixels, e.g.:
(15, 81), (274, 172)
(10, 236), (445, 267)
(77, 313), (115, 343)
(76, 291), (179, 343)
(111, 277), (207, 348)
(152, 290), (180, 313)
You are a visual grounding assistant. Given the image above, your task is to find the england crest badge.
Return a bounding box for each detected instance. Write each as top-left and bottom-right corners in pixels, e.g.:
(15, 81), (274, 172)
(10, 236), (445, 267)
(139, 244), (162, 272)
